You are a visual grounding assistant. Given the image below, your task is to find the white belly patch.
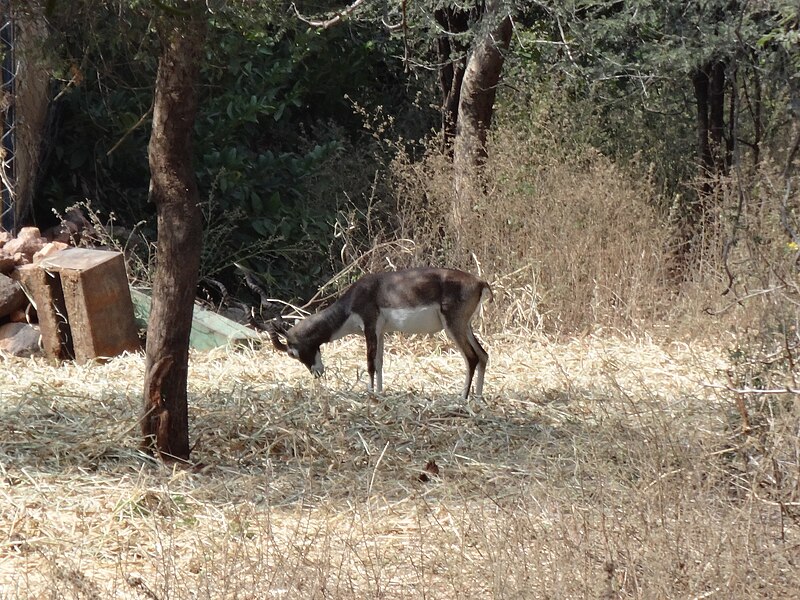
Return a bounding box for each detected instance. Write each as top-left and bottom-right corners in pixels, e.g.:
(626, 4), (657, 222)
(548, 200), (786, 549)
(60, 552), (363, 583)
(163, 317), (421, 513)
(331, 313), (365, 341)
(380, 305), (443, 335)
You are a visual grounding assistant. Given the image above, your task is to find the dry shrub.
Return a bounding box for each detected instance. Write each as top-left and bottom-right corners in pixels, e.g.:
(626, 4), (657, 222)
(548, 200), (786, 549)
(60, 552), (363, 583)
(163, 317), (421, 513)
(658, 153), (800, 541)
(385, 128), (672, 335)
(667, 151), (799, 330)
(700, 163), (799, 521)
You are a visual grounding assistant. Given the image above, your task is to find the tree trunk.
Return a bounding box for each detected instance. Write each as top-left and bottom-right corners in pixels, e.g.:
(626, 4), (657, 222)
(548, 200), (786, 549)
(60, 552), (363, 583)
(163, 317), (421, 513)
(451, 1), (512, 232)
(141, 7), (205, 462)
(709, 60), (727, 173)
(693, 64), (713, 176)
(693, 60), (729, 178)
(676, 60), (730, 270)
(748, 53), (762, 168)
(435, 7), (470, 152)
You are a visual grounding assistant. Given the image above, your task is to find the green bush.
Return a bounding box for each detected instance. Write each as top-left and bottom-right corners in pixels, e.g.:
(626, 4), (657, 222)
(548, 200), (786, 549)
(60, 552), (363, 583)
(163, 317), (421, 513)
(37, 4), (426, 303)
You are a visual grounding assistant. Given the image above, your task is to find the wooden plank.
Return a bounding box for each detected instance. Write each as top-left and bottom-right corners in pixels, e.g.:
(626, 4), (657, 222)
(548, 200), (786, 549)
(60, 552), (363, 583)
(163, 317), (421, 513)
(13, 264), (73, 360)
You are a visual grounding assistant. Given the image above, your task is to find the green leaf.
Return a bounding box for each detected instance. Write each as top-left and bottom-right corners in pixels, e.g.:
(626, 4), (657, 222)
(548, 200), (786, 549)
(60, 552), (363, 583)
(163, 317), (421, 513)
(252, 219), (268, 236)
(251, 192), (263, 214)
(69, 147), (89, 170)
(265, 192), (282, 213)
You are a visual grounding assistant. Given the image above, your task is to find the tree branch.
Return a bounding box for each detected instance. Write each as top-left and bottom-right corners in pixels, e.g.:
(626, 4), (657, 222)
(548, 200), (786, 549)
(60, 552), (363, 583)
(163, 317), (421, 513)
(291, 0), (367, 29)
(107, 106), (154, 157)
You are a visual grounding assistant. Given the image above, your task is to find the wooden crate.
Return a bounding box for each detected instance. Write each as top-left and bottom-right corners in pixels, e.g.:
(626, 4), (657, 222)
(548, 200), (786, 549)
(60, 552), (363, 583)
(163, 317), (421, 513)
(24, 248), (141, 362)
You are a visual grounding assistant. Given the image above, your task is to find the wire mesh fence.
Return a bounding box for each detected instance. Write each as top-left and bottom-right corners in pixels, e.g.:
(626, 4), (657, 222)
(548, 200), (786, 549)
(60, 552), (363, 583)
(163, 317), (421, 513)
(0, 0), (15, 233)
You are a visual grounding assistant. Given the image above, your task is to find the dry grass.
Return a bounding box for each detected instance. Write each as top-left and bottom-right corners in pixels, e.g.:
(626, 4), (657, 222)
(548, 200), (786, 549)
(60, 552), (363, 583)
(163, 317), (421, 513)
(2, 330), (798, 599)
(378, 131), (672, 336)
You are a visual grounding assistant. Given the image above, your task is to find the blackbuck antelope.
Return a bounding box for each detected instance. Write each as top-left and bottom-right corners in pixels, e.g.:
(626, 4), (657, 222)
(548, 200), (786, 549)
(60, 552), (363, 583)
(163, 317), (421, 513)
(269, 268), (492, 398)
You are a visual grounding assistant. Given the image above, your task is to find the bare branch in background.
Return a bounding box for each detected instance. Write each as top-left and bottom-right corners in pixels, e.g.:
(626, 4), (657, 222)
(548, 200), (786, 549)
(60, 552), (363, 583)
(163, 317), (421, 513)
(291, 0), (367, 30)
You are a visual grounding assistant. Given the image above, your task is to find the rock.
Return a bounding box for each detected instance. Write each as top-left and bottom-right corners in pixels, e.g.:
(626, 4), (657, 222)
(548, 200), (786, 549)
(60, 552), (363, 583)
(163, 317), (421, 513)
(17, 226), (42, 240)
(0, 273), (28, 319)
(0, 230), (11, 247)
(0, 322), (41, 357)
(7, 308), (29, 323)
(3, 234), (46, 263)
(33, 241), (69, 263)
(0, 252), (14, 274)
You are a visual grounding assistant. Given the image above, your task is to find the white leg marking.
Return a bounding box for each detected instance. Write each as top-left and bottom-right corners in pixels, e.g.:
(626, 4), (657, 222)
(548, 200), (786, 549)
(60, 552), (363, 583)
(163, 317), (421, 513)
(473, 367), (485, 397)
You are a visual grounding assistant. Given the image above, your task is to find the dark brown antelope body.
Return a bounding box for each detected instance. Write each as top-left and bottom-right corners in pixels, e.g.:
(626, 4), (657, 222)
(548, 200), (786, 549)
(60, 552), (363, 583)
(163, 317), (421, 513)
(270, 268), (491, 398)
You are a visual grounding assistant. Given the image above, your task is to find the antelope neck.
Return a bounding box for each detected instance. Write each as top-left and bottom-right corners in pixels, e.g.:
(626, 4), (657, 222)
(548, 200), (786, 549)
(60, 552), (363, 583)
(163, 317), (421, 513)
(292, 301), (356, 345)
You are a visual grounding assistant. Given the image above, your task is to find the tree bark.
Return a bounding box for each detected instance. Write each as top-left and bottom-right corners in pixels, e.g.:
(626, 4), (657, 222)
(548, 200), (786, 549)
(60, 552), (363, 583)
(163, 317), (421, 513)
(693, 64), (713, 176)
(709, 60), (727, 173)
(452, 1), (512, 232)
(141, 6), (205, 462)
(435, 7), (470, 152)
(676, 59), (730, 270)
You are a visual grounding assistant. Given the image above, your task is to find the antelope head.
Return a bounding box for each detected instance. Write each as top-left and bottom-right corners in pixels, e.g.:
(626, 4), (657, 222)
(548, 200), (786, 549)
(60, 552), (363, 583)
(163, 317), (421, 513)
(268, 316), (325, 377)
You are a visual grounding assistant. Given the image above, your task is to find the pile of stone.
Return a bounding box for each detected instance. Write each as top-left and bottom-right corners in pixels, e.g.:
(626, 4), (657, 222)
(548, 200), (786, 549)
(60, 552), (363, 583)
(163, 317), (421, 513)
(0, 227), (71, 356)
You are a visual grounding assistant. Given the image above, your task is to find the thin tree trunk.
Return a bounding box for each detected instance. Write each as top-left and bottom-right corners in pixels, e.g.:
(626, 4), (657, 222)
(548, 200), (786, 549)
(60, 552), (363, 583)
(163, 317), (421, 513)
(693, 64), (713, 175)
(435, 7), (470, 152)
(751, 57), (762, 168)
(692, 59), (728, 177)
(141, 7), (205, 462)
(671, 63), (716, 269)
(451, 1), (512, 232)
(710, 60), (727, 173)
(675, 60), (730, 272)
